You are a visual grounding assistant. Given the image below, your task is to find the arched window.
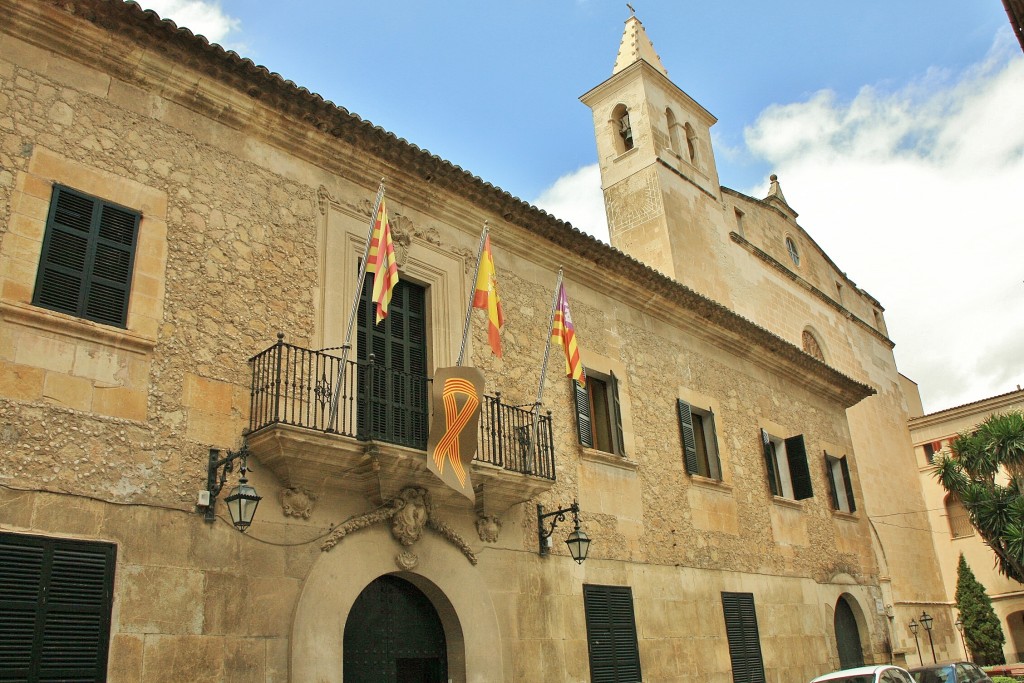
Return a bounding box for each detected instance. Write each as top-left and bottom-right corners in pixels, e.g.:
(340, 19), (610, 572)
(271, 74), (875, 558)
(612, 104), (634, 154)
(666, 108), (682, 154)
(684, 122), (698, 163)
(785, 235), (800, 266)
(802, 330), (825, 362)
(946, 495), (974, 539)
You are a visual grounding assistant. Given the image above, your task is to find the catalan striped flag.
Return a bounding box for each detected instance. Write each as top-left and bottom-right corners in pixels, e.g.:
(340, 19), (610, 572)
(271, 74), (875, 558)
(551, 281), (585, 386)
(472, 233), (504, 357)
(368, 197), (398, 324)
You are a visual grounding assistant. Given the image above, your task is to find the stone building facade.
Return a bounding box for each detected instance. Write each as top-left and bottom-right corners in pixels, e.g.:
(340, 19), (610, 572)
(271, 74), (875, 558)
(0, 2), (951, 681)
(905, 383), (1024, 664)
(582, 16), (953, 669)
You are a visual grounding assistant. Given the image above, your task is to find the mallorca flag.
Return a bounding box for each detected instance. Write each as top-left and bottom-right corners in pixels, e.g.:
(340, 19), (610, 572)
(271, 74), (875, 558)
(551, 281), (585, 386)
(368, 197), (398, 324)
(472, 234), (504, 357)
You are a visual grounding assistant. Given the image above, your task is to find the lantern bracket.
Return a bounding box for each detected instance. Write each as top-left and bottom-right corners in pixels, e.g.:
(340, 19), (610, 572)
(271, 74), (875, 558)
(203, 444), (250, 523)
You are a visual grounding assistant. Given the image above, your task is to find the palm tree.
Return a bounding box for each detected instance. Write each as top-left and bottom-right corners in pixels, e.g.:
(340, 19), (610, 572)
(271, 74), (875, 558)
(933, 411), (1024, 582)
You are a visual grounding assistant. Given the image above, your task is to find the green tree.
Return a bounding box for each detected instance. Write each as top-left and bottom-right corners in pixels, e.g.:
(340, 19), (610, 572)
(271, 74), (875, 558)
(933, 411), (1024, 581)
(955, 553), (1005, 665)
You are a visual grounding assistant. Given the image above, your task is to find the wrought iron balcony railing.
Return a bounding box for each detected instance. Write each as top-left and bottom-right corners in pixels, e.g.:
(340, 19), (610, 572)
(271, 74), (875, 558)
(248, 335), (556, 480)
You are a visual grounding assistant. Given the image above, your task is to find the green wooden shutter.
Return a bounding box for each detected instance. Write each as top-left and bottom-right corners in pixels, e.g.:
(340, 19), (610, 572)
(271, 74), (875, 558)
(825, 453), (840, 510)
(0, 532), (116, 682)
(721, 592), (766, 683)
(583, 585), (641, 683)
(707, 408), (722, 480)
(678, 400), (698, 474)
(575, 373), (593, 448)
(33, 186), (139, 328)
(786, 435), (813, 500)
(609, 371), (625, 456)
(356, 277), (428, 448)
(840, 456), (856, 513)
(761, 429), (778, 496)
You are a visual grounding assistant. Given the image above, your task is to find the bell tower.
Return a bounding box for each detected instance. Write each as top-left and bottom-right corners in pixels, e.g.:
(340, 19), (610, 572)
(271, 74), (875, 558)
(581, 13), (723, 284)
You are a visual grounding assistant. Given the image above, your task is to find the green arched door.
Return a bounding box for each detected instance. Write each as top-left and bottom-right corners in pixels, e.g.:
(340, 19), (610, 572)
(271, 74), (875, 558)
(835, 596), (865, 669)
(344, 575), (447, 683)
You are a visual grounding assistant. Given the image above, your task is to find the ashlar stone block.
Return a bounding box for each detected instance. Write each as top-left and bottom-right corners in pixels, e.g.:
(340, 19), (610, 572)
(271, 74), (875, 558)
(140, 634), (224, 683)
(118, 565), (205, 635)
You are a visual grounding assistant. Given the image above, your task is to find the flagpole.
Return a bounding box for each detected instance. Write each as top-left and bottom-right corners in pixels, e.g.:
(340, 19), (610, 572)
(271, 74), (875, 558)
(456, 223), (489, 367)
(530, 268), (564, 466)
(326, 178), (385, 432)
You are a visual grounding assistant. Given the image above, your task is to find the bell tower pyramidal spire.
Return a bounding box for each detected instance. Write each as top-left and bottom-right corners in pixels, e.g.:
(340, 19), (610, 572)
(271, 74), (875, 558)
(581, 12), (723, 286)
(613, 11), (668, 77)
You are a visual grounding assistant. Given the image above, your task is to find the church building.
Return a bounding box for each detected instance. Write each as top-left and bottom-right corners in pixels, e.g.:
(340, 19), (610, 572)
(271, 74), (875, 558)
(0, 2), (954, 680)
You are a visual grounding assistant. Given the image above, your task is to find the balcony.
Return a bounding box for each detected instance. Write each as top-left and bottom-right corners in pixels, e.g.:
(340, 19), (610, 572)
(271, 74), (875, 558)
(244, 336), (557, 514)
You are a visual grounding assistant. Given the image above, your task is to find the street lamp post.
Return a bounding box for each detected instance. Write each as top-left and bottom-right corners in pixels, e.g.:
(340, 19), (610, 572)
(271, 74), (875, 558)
(909, 619), (923, 666)
(921, 611), (937, 664)
(955, 616), (970, 662)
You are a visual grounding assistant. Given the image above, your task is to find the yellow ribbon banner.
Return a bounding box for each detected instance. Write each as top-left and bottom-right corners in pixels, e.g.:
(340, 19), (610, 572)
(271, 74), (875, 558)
(426, 366), (485, 501)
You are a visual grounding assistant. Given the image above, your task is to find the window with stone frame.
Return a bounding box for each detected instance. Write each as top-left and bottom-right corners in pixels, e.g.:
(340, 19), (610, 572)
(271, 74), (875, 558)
(760, 429), (813, 500)
(785, 235), (800, 266)
(802, 330), (825, 362)
(825, 452), (857, 513)
(683, 122), (698, 163)
(574, 367), (625, 456)
(678, 399), (722, 479)
(0, 532), (117, 681)
(946, 495), (974, 539)
(583, 584), (641, 683)
(32, 185), (141, 328)
(722, 591), (766, 683)
(665, 107), (681, 154)
(612, 104), (634, 154)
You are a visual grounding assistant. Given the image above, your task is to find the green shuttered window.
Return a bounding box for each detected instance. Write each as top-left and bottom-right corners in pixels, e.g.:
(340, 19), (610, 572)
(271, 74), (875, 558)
(678, 399), (721, 479)
(825, 453), (857, 513)
(356, 277), (429, 448)
(760, 430), (813, 500)
(721, 592), (766, 683)
(32, 185), (141, 328)
(575, 368), (625, 456)
(583, 584), (641, 683)
(0, 532), (117, 682)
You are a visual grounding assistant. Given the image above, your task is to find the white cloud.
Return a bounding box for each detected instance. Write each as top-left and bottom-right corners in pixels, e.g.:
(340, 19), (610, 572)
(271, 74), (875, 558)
(744, 37), (1024, 412)
(140, 0), (241, 47)
(532, 164), (610, 243)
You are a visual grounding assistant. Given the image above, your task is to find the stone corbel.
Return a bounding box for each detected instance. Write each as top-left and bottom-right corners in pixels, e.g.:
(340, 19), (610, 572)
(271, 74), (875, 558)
(320, 486), (477, 565)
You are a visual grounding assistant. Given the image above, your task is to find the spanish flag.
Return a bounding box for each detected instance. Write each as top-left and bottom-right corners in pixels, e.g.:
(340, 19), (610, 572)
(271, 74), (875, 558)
(551, 281), (585, 386)
(368, 197), (398, 324)
(471, 233), (504, 357)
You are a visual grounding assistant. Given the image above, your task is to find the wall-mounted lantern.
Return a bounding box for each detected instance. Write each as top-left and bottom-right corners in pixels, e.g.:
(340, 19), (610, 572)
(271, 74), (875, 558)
(537, 500), (591, 564)
(201, 445), (261, 532)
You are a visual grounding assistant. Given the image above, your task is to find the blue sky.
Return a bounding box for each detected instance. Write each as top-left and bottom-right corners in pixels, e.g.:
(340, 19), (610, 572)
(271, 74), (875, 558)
(141, 0), (1024, 414)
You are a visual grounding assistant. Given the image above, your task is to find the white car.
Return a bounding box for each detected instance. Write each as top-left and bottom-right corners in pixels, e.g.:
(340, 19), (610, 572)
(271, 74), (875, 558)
(812, 665), (916, 683)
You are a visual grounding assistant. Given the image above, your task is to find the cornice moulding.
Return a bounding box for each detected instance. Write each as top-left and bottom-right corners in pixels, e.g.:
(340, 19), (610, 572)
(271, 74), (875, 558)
(3, 0), (873, 408)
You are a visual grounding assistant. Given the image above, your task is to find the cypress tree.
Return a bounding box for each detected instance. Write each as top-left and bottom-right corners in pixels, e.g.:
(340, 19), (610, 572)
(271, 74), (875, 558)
(955, 553), (1006, 665)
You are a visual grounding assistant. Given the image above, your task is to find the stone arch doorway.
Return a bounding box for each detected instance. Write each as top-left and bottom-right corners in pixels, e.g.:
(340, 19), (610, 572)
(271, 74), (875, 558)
(835, 595), (865, 669)
(290, 526), (503, 682)
(345, 574), (447, 682)
(1005, 609), (1024, 663)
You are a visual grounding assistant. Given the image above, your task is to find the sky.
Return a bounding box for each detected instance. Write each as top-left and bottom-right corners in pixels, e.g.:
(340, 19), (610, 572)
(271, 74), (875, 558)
(139, 0), (1023, 415)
